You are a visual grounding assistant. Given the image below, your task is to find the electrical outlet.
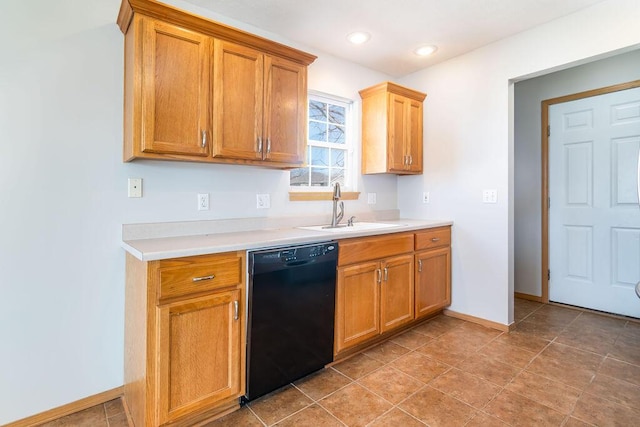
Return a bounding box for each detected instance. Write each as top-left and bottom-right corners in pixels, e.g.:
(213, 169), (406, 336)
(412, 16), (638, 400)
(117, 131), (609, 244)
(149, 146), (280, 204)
(128, 178), (142, 198)
(256, 194), (270, 209)
(367, 193), (377, 204)
(197, 193), (209, 211)
(423, 192), (430, 203)
(482, 189), (498, 203)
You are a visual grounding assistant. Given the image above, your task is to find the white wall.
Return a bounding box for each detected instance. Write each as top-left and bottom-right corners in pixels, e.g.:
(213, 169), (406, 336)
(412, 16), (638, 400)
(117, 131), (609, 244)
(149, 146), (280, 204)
(514, 49), (640, 297)
(398, 0), (640, 325)
(0, 0), (394, 423)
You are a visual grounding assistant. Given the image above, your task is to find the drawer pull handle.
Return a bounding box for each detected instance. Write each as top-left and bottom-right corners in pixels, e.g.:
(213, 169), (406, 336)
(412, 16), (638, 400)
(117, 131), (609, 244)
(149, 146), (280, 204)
(377, 268), (382, 284)
(257, 137), (263, 154)
(383, 267), (388, 281)
(418, 260), (423, 272)
(431, 237), (440, 242)
(233, 300), (239, 321)
(192, 274), (215, 282)
(201, 130), (207, 148)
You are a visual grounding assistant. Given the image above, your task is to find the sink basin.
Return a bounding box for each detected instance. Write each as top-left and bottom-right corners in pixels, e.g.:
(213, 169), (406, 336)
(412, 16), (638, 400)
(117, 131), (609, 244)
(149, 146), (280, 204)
(298, 222), (402, 232)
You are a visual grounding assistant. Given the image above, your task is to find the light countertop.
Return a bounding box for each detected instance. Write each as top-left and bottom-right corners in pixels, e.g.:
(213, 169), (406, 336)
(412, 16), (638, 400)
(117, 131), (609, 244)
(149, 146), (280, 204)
(123, 218), (453, 261)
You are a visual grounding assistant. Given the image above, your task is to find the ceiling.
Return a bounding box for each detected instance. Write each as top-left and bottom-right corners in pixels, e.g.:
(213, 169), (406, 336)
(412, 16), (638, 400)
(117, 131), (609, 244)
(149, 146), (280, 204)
(182, 0), (605, 77)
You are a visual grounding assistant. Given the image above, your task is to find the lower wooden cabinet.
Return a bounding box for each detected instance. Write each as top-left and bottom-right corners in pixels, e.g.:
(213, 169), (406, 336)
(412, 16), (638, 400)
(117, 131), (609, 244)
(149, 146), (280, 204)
(125, 251), (245, 427)
(414, 227), (452, 319)
(335, 234), (414, 354)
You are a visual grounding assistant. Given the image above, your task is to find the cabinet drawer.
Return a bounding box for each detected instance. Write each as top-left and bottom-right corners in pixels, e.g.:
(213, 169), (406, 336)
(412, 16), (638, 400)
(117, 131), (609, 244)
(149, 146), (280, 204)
(338, 233), (413, 266)
(158, 253), (244, 301)
(415, 227), (451, 250)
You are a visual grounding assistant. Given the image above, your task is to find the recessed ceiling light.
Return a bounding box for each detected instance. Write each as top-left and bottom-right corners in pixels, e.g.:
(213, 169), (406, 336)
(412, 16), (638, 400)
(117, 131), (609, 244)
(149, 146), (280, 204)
(347, 31), (371, 45)
(414, 45), (438, 57)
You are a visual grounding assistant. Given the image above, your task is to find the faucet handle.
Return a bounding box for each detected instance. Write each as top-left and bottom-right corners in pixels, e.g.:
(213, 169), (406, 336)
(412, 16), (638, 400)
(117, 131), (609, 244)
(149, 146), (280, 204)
(347, 216), (356, 226)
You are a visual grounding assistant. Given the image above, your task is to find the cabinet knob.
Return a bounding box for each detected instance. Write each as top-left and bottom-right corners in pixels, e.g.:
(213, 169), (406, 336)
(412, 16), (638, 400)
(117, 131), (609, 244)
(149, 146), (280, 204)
(192, 274), (215, 282)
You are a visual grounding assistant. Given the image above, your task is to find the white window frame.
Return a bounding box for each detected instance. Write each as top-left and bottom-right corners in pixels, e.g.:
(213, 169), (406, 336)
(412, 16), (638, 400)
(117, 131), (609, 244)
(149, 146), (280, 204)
(289, 91), (355, 192)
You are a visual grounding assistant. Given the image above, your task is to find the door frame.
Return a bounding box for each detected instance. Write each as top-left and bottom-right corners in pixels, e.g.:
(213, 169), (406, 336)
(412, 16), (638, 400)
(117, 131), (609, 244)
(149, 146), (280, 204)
(540, 79), (640, 303)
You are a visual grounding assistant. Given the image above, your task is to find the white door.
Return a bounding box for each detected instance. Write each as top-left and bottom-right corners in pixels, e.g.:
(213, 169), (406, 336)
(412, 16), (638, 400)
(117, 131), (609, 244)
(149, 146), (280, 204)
(549, 87), (640, 318)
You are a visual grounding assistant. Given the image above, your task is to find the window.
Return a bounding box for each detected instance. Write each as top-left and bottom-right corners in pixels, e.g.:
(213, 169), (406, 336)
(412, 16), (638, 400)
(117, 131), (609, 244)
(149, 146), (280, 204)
(290, 92), (353, 190)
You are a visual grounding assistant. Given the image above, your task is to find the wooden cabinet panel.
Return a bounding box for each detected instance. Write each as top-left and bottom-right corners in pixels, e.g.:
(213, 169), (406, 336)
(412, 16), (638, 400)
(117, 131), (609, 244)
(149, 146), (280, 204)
(415, 227), (451, 251)
(360, 82), (426, 175)
(264, 56), (306, 164)
(380, 254), (414, 332)
(335, 262), (380, 354)
(158, 253), (243, 301)
(213, 40), (263, 160)
(158, 289), (242, 424)
(415, 246), (451, 319)
(139, 17), (211, 157)
(338, 233), (414, 266)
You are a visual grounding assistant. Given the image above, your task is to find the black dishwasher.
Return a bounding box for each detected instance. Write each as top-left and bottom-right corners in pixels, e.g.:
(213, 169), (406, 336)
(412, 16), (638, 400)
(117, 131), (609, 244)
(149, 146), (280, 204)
(244, 241), (337, 402)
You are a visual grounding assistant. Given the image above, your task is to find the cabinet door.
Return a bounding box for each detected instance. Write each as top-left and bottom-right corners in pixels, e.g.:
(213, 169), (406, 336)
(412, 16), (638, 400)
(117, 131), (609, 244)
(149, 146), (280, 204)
(335, 261), (380, 354)
(380, 254), (414, 332)
(406, 98), (423, 173)
(388, 93), (408, 172)
(213, 40), (264, 160)
(415, 247), (451, 319)
(157, 289), (242, 424)
(263, 55), (306, 164)
(140, 18), (211, 156)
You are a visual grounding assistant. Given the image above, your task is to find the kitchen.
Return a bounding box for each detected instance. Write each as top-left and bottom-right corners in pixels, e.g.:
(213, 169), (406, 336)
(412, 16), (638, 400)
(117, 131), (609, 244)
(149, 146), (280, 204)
(1, 0), (639, 425)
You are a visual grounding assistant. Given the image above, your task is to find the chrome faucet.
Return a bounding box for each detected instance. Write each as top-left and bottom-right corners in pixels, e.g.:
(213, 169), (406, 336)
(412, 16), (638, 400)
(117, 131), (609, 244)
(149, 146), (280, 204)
(330, 182), (344, 228)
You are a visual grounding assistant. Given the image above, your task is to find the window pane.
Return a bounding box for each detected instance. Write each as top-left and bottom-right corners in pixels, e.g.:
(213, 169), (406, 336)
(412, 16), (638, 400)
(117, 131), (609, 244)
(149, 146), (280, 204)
(310, 168), (329, 186)
(329, 104), (345, 125)
(310, 146), (329, 166)
(331, 149), (345, 167)
(289, 167), (309, 186)
(328, 125), (345, 144)
(309, 100), (326, 121)
(330, 168), (345, 186)
(309, 121), (327, 142)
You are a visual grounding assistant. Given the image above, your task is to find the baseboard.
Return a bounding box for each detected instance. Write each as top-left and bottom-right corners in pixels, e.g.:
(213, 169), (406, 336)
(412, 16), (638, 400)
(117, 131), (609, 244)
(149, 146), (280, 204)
(443, 309), (512, 332)
(514, 292), (543, 303)
(5, 386), (124, 427)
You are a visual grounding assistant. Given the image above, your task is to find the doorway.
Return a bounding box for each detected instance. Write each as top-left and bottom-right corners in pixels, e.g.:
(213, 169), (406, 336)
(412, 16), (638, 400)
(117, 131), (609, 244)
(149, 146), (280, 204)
(542, 81), (640, 317)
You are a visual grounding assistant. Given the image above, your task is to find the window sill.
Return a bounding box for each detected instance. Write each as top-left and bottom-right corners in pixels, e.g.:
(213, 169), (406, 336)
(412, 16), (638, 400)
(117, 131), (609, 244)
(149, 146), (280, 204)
(289, 191), (360, 201)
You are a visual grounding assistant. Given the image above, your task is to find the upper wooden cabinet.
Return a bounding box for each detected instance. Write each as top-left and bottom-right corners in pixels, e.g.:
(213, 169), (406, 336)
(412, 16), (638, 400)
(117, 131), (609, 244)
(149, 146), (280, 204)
(118, 0), (315, 167)
(212, 41), (306, 164)
(360, 82), (426, 175)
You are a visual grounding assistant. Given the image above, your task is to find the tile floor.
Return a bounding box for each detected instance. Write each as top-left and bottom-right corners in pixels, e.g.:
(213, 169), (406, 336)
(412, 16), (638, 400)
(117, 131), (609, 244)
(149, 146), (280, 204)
(39, 397), (128, 427)
(40, 299), (640, 426)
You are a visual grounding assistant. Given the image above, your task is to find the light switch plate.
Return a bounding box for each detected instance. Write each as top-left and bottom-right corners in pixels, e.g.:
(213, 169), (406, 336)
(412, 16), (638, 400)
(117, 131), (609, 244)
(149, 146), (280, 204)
(197, 193), (209, 211)
(423, 192), (430, 203)
(482, 189), (498, 203)
(128, 178), (142, 198)
(257, 194), (270, 209)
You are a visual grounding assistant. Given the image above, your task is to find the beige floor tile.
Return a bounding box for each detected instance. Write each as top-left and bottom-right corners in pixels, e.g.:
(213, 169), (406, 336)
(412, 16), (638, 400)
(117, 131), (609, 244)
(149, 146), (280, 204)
(572, 391), (640, 427)
(584, 373), (640, 410)
(609, 335), (640, 366)
(416, 335), (482, 366)
(621, 321), (640, 340)
(505, 370), (581, 414)
(363, 340), (410, 364)
(367, 408), (425, 426)
(598, 356), (640, 386)
(484, 390), (566, 427)
(479, 340), (538, 368)
(399, 386), (476, 427)
(529, 305), (582, 324)
(332, 353), (384, 380)
(320, 383), (392, 427)
(390, 330), (433, 350)
(494, 330), (550, 353)
(274, 404), (342, 427)
(456, 322), (503, 342)
(429, 368), (501, 409)
(293, 367), (352, 401)
(567, 312), (627, 334)
(390, 351), (450, 383)
(204, 406), (263, 426)
(526, 343), (603, 390)
(358, 365), (424, 404)
(513, 319), (567, 341)
(556, 326), (618, 355)
(465, 412), (511, 427)
(514, 299), (544, 321)
(103, 398), (124, 418)
(457, 355), (521, 387)
(563, 417), (595, 427)
(106, 412), (129, 427)
(411, 315), (464, 338)
(248, 385), (313, 426)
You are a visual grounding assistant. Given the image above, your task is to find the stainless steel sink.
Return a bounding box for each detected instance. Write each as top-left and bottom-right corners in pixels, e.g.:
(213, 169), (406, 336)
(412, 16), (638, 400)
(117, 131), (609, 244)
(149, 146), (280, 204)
(298, 222), (402, 232)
